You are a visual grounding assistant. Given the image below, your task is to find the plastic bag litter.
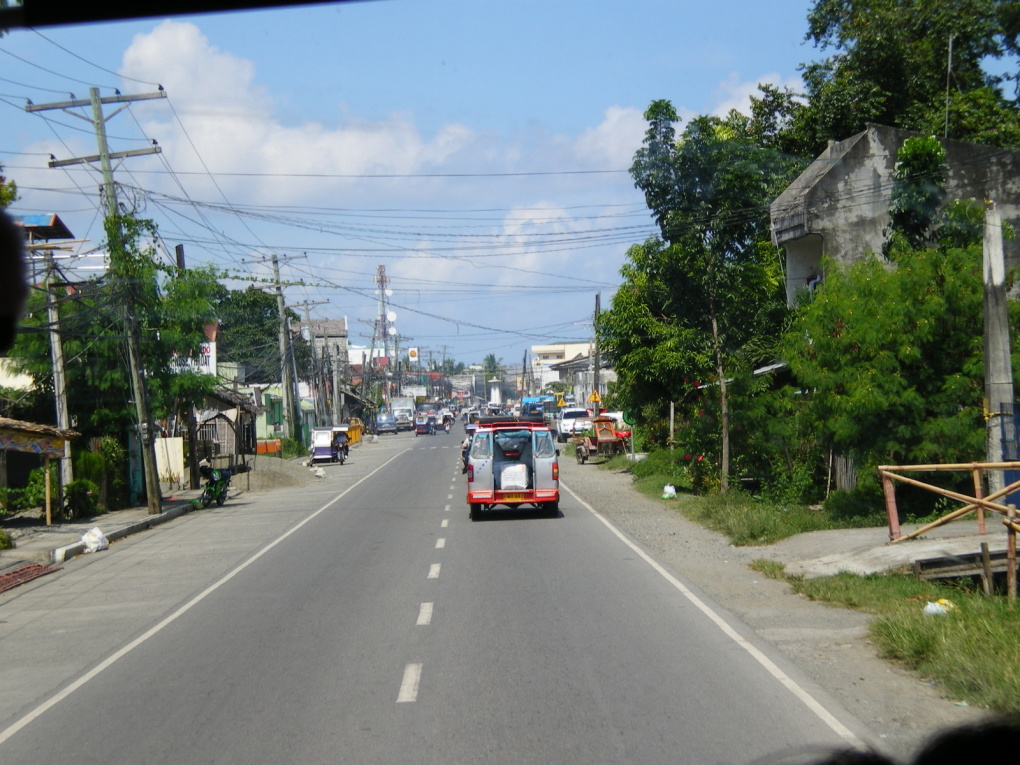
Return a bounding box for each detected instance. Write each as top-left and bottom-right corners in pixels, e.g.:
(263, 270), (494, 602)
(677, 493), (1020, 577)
(661, 484), (677, 499)
(923, 598), (955, 616)
(81, 527), (109, 554)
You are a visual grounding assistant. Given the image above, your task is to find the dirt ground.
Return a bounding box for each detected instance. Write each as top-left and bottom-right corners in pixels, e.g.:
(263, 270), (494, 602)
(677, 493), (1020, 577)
(558, 457), (989, 762)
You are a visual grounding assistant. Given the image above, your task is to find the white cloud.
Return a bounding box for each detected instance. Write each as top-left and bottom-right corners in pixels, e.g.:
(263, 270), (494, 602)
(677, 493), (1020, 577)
(105, 19), (635, 333)
(709, 72), (804, 118)
(119, 21), (480, 205)
(573, 106), (645, 167)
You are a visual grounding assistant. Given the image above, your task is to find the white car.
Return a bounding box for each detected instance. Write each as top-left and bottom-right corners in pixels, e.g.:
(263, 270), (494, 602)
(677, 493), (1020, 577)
(556, 407), (591, 443)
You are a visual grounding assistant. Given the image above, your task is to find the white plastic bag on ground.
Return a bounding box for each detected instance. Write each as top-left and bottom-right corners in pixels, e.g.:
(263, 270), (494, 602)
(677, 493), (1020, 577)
(662, 484), (677, 499)
(81, 527), (109, 553)
(923, 598), (954, 616)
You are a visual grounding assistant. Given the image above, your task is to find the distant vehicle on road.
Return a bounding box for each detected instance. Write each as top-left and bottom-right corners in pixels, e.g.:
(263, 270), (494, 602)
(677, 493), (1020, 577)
(556, 406), (591, 443)
(375, 412), (398, 435)
(309, 426), (348, 464)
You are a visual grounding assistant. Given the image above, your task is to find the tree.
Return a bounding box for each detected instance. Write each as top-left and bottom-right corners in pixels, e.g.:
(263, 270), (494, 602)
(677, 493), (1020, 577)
(780, 244), (1011, 478)
(214, 286), (308, 384)
(797, 0), (1020, 152)
(605, 102), (796, 490)
(481, 353), (501, 382)
(0, 166), (16, 209)
(8, 216), (220, 442)
(884, 136), (949, 255)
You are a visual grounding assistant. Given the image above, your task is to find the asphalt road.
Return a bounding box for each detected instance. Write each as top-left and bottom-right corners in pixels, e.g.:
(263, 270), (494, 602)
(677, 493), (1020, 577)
(0, 432), (876, 764)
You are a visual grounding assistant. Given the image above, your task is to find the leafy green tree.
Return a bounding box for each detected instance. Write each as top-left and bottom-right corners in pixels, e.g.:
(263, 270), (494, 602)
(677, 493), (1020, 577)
(213, 286), (310, 384)
(780, 244), (1010, 479)
(884, 136), (949, 255)
(798, 0), (1020, 151)
(0, 167), (16, 209)
(605, 101), (796, 490)
(8, 215), (219, 441)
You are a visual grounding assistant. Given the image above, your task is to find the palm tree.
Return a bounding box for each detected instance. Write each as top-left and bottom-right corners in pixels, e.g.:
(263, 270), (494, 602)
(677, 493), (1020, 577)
(482, 353), (501, 381)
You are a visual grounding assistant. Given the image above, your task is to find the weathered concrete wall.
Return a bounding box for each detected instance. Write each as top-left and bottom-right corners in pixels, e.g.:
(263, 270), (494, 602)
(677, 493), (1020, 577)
(771, 124), (1020, 305)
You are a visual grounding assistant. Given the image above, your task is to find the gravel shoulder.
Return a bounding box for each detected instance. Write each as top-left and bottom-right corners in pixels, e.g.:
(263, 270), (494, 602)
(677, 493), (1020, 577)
(559, 457), (987, 761)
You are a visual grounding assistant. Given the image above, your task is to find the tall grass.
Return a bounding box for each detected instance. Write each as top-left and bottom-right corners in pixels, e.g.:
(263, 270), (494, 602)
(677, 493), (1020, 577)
(793, 573), (1020, 716)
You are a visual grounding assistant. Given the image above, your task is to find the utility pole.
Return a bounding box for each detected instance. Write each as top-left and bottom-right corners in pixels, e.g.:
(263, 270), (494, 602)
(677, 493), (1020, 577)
(30, 86), (166, 515)
(522, 349), (528, 397)
(984, 202), (1015, 494)
(44, 251), (73, 492)
(593, 292), (601, 411)
(272, 253), (296, 442)
(297, 300), (328, 426)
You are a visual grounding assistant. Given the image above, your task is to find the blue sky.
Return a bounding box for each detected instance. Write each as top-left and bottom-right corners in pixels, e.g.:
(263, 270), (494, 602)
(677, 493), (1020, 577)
(0, 0), (815, 367)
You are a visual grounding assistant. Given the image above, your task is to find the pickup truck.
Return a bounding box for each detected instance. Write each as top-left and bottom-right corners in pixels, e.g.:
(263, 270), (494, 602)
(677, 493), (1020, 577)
(556, 407), (591, 443)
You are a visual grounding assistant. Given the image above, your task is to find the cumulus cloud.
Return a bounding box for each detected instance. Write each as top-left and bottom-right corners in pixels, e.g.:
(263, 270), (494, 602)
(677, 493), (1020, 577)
(119, 21), (481, 205)
(709, 71), (805, 119)
(573, 106), (645, 167)
(104, 19), (637, 338)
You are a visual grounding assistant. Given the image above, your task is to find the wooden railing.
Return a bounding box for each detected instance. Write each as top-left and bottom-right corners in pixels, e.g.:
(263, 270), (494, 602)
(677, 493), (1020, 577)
(878, 461), (1019, 599)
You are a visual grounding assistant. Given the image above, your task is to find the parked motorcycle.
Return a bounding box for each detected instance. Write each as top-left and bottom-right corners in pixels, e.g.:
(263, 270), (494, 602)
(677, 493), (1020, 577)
(199, 463), (232, 508)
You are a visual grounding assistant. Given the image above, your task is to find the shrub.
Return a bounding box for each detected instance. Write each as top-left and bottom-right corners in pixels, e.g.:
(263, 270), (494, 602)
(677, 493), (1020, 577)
(281, 437), (307, 459)
(96, 436), (128, 510)
(630, 448), (693, 491)
(823, 486), (887, 527)
(74, 449), (106, 487)
(0, 527), (11, 550)
(0, 486), (19, 516)
(63, 479), (101, 521)
(21, 464), (58, 511)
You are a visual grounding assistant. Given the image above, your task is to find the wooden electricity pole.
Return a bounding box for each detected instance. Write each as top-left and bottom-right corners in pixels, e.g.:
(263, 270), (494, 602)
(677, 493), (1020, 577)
(29, 87), (166, 514)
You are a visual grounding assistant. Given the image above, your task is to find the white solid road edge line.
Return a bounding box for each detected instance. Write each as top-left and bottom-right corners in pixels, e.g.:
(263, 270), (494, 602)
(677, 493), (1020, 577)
(0, 449), (412, 748)
(397, 663), (423, 703)
(561, 480), (865, 748)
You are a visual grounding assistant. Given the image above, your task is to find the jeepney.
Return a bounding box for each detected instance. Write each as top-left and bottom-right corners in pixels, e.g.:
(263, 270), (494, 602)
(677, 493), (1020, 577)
(465, 417), (559, 520)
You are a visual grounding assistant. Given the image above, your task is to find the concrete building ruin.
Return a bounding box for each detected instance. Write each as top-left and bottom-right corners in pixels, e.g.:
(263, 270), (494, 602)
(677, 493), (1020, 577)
(771, 124), (1020, 305)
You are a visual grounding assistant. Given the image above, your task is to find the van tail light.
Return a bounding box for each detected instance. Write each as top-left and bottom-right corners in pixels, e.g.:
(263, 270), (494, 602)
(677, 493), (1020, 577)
(467, 464), (474, 482)
(552, 461), (559, 481)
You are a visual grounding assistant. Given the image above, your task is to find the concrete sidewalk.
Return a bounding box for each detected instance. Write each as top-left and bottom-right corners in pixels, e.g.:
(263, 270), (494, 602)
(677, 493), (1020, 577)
(0, 488), (207, 569)
(761, 517), (1013, 579)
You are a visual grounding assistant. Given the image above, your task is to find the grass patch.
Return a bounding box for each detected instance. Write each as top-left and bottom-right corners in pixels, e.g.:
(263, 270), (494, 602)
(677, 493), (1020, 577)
(604, 454), (884, 545)
(598, 451), (1020, 716)
(680, 491), (839, 545)
(785, 571), (1020, 716)
(748, 559), (788, 580)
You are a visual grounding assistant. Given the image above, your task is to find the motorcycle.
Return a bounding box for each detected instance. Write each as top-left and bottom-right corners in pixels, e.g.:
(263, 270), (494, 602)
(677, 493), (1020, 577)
(199, 463), (232, 508)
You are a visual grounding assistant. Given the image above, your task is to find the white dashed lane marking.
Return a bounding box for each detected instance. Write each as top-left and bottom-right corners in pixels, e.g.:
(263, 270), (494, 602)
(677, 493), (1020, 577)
(428, 564), (441, 579)
(417, 603), (433, 626)
(397, 663), (422, 703)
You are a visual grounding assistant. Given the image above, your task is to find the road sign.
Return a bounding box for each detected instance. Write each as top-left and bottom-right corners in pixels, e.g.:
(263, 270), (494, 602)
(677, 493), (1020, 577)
(623, 410), (636, 425)
(588, 391), (601, 403)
